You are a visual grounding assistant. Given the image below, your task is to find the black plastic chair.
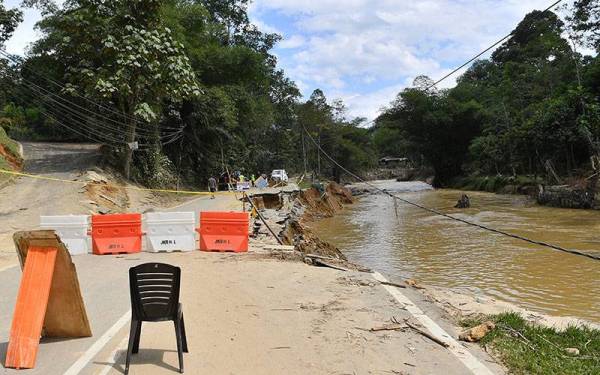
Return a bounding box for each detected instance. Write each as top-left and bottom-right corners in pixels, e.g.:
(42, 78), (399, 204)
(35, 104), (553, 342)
(125, 263), (188, 374)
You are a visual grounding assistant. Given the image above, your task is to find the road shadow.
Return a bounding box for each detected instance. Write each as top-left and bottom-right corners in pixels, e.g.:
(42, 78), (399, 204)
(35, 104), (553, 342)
(94, 349), (180, 374)
(0, 341), (7, 368)
(21, 142), (101, 175)
(0, 337), (93, 369)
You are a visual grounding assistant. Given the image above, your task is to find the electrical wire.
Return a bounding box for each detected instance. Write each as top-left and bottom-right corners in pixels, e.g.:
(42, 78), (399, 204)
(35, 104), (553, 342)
(0, 63), (184, 145)
(4, 78), (158, 148)
(0, 48), (148, 126)
(1, 49), (185, 145)
(426, 0), (564, 90)
(3, 66), (181, 138)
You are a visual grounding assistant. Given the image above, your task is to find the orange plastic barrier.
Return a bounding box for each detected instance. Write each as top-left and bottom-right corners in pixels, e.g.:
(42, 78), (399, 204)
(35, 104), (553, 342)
(5, 246), (57, 369)
(197, 211), (249, 252)
(91, 213), (142, 255)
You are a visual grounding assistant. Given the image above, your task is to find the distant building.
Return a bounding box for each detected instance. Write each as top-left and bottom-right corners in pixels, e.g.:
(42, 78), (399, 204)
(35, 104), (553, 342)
(379, 157), (410, 168)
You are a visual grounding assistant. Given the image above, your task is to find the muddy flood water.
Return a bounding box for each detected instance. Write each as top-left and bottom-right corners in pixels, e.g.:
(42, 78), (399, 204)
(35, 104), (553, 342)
(310, 181), (600, 323)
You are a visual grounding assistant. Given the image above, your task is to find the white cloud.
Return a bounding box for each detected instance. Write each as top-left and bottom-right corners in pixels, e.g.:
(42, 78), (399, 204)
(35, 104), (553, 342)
(4, 0), (579, 121)
(252, 0), (571, 120)
(279, 34), (305, 49)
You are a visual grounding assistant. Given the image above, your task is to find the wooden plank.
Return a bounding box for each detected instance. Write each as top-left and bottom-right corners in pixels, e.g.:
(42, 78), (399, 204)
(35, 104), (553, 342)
(263, 244), (296, 251)
(13, 231), (92, 338)
(5, 246), (57, 369)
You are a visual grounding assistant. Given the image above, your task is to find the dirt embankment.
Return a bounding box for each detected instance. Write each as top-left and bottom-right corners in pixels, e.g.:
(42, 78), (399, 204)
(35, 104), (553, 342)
(249, 182), (354, 261)
(283, 183), (353, 260)
(0, 144), (23, 171)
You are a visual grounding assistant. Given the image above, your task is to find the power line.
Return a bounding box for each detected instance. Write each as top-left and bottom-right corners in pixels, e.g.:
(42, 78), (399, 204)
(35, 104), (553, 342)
(426, 0), (565, 90)
(19, 75), (168, 137)
(0, 59), (178, 138)
(300, 123), (600, 262)
(5, 77), (132, 145)
(0, 49), (148, 127)
(7, 84), (132, 146)
(4, 78), (159, 148)
(0, 63), (184, 145)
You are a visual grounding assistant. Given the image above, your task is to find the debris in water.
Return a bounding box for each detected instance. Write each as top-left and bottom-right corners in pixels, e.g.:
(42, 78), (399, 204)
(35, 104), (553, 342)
(455, 194), (471, 208)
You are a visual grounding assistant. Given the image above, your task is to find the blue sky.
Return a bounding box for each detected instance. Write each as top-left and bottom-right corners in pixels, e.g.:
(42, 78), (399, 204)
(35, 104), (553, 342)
(5, 0), (573, 120)
(248, 0), (572, 120)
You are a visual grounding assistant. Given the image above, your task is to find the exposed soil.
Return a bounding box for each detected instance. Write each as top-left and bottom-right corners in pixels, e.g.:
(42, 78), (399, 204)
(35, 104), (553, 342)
(0, 144), (22, 170)
(249, 182), (356, 261)
(297, 182), (353, 221)
(85, 181), (130, 212)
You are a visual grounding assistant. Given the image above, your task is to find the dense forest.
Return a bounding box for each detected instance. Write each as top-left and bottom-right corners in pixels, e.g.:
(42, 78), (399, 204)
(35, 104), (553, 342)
(1, 0), (599, 188)
(373, 3), (600, 186)
(0, 0), (373, 187)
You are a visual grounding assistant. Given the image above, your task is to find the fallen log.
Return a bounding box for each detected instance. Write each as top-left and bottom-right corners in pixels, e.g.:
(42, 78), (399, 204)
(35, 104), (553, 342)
(357, 323), (406, 332)
(405, 320), (449, 348)
(304, 253), (342, 261)
(379, 280), (407, 289)
(311, 258), (349, 272)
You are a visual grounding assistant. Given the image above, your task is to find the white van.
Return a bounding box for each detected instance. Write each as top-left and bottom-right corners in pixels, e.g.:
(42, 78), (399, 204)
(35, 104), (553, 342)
(271, 169), (289, 183)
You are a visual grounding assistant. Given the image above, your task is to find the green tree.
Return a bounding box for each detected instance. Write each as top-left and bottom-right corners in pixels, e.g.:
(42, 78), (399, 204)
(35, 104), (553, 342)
(0, 0), (22, 46)
(569, 0), (600, 51)
(33, 0), (200, 178)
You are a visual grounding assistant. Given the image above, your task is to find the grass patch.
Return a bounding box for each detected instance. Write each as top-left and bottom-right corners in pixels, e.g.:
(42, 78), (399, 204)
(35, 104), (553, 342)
(463, 313), (600, 374)
(0, 126), (22, 185)
(0, 126), (21, 161)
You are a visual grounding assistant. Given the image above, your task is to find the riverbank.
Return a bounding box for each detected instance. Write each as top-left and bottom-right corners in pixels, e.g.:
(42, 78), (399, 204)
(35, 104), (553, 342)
(300, 181), (600, 373)
(462, 313), (600, 375)
(448, 174), (600, 210)
(448, 175), (540, 195)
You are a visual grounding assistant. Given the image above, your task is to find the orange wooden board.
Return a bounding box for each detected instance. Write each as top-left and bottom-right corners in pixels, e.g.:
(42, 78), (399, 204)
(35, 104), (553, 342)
(5, 231), (92, 369)
(5, 246), (57, 369)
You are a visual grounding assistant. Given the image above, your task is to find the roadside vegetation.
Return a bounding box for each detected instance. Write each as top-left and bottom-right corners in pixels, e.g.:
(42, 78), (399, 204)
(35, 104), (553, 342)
(449, 175), (543, 194)
(0, 126), (21, 170)
(373, 4), (600, 187)
(1, 1), (600, 191)
(0, 0), (374, 188)
(463, 313), (600, 375)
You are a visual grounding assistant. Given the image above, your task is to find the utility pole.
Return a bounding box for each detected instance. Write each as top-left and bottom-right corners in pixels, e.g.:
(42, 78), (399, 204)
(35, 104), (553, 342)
(301, 131), (308, 175)
(317, 125), (321, 176)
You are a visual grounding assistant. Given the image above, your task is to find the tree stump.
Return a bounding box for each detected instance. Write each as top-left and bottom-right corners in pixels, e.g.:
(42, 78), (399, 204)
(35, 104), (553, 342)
(455, 194), (471, 208)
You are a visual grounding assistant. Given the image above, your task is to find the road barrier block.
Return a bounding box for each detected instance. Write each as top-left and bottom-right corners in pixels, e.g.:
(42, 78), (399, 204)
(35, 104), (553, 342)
(197, 211), (249, 252)
(40, 215), (90, 255)
(91, 213), (142, 255)
(144, 212), (196, 252)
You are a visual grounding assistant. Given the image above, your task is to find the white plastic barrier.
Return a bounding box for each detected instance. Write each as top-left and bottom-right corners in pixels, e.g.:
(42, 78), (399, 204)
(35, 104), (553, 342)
(236, 182), (251, 191)
(144, 212), (196, 252)
(40, 215), (90, 255)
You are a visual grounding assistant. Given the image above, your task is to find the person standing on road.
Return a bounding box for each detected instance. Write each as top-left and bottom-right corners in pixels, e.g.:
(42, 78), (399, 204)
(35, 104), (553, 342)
(208, 176), (217, 199)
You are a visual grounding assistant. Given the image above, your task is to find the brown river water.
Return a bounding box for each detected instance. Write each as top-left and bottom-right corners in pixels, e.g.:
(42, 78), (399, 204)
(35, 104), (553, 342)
(310, 181), (600, 323)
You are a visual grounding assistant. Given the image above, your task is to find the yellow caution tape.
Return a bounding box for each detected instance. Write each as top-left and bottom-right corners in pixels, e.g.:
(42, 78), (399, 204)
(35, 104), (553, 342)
(0, 168), (234, 196)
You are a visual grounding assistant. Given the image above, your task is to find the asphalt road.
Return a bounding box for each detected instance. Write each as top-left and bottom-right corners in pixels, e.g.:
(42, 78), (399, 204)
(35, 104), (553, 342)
(0, 143), (102, 256)
(0, 143), (500, 374)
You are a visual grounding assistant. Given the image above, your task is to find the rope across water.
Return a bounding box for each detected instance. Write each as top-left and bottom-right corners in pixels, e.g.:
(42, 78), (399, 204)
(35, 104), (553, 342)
(301, 123), (600, 262)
